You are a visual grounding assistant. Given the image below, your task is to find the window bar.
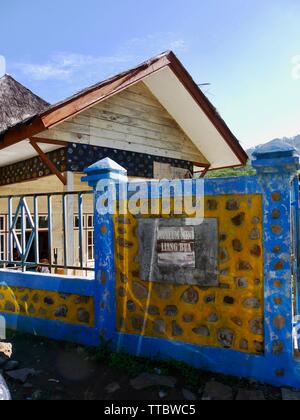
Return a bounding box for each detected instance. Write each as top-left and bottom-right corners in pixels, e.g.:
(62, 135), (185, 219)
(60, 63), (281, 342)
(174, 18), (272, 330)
(21, 198), (26, 272)
(8, 197), (13, 262)
(78, 193), (84, 270)
(34, 196), (39, 265)
(47, 195), (53, 270)
(62, 194), (68, 270)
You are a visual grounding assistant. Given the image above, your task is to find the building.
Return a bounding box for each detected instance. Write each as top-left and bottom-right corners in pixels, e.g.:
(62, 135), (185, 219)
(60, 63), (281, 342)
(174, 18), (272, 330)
(0, 51), (248, 273)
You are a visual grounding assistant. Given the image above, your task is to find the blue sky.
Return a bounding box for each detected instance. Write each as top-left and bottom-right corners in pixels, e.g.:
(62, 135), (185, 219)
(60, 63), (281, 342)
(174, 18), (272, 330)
(1, 0), (300, 148)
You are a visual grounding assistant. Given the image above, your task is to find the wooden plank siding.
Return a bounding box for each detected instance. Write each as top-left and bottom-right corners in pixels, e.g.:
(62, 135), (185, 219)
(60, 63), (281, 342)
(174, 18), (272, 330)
(34, 82), (208, 164)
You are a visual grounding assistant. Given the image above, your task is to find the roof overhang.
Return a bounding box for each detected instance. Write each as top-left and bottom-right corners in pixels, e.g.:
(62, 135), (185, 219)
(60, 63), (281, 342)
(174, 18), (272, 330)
(0, 51), (248, 170)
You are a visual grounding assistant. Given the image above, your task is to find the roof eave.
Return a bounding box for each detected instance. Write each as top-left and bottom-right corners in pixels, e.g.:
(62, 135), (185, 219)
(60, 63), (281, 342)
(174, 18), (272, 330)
(0, 51), (248, 166)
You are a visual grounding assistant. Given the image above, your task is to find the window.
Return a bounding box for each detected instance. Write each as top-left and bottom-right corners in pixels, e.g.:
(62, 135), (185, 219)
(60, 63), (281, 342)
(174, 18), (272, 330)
(74, 214), (94, 264)
(0, 216), (6, 261)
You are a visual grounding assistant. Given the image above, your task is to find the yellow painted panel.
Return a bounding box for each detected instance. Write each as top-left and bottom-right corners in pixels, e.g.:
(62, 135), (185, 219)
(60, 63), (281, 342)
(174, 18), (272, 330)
(0, 285), (94, 327)
(114, 194), (264, 355)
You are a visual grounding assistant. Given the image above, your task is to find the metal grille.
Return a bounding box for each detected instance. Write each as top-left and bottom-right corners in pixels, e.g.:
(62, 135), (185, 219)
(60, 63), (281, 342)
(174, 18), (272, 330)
(0, 191), (94, 274)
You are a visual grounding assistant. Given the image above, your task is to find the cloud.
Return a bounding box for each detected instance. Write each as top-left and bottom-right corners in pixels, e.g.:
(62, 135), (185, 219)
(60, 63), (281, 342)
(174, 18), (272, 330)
(0, 55), (6, 77)
(13, 33), (188, 84)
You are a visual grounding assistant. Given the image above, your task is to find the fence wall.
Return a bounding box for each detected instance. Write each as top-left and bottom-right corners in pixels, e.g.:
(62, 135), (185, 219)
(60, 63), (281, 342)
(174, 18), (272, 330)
(1, 144), (300, 389)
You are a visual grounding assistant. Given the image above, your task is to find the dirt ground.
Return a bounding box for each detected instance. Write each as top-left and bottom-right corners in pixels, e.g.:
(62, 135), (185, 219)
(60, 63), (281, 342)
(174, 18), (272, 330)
(2, 331), (284, 401)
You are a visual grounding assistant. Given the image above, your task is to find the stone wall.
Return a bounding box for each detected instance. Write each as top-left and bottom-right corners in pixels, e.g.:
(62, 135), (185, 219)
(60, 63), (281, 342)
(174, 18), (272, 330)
(114, 194), (264, 354)
(0, 284), (94, 327)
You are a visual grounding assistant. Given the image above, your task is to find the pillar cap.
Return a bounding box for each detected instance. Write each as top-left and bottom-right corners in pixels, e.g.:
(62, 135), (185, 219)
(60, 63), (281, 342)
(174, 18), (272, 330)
(252, 140), (298, 160)
(81, 157), (128, 187)
(252, 140), (300, 172)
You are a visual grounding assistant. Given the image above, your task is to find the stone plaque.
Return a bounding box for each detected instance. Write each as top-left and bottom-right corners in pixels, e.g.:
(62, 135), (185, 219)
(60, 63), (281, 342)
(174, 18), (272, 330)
(138, 218), (219, 286)
(157, 226), (196, 268)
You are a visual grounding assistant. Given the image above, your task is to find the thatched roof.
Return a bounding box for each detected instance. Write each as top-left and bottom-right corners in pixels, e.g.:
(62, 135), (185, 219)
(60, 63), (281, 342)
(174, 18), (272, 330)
(0, 74), (49, 135)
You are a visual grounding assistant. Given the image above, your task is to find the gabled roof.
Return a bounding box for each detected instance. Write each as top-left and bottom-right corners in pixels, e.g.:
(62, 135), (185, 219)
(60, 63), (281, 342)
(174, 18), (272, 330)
(0, 52), (248, 169)
(0, 74), (49, 135)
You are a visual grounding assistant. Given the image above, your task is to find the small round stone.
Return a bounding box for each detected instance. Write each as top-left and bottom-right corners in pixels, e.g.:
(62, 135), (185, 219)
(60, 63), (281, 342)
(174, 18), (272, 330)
(273, 315), (286, 330)
(164, 305), (178, 317)
(100, 224), (108, 234)
(271, 209), (281, 219)
(77, 308), (90, 324)
(271, 192), (281, 202)
(272, 340), (284, 355)
(183, 314), (194, 323)
(272, 225), (282, 235)
(232, 239), (243, 252)
(224, 296), (235, 305)
(181, 287), (199, 305)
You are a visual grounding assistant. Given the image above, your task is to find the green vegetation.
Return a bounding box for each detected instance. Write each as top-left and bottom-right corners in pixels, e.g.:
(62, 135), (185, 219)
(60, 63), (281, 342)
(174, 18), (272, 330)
(87, 340), (202, 390)
(204, 164), (255, 178)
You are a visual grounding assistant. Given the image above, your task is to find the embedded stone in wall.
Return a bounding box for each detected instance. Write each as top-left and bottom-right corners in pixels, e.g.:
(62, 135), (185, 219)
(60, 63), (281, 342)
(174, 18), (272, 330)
(54, 305), (68, 318)
(232, 239), (243, 252)
(231, 317), (243, 327)
(250, 245), (262, 257)
(226, 199), (240, 211)
(272, 341), (284, 355)
(237, 260), (253, 271)
(231, 213), (245, 226)
(116, 216), (131, 225)
(249, 229), (260, 240)
(220, 234), (227, 242)
(224, 296), (235, 305)
(273, 315), (286, 330)
(4, 301), (15, 312)
(272, 245), (281, 254)
(240, 339), (249, 351)
(32, 294), (40, 303)
(252, 216), (261, 225)
(172, 321), (183, 337)
(153, 319), (166, 335)
(147, 306), (160, 316)
(249, 318), (263, 336)
(118, 287), (126, 298)
(272, 209), (281, 219)
(77, 309), (90, 324)
(132, 316), (144, 332)
(254, 341), (264, 354)
(235, 278), (248, 289)
(204, 294), (215, 304)
(218, 329), (235, 348)
(207, 199), (218, 211)
(207, 313), (219, 323)
(28, 305), (36, 315)
(272, 225), (282, 235)
(181, 287), (199, 305)
(75, 296), (90, 304)
(243, 298), (261, 309)
(117, 237), (134, 249)
(127, 301), (136, 312)
(164, 305), (178, 317)
(193, 326), (210, 337)
(219, 248), (229, 263)
(120, 273), (128, 284)
(154, 284), (173, 300)
(183, 314), (194, 323)
(44, 297), (54, 306)
(132, 282), (148, 300)
(59, 294), (70, 301)
(271, 192), (281, 202)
